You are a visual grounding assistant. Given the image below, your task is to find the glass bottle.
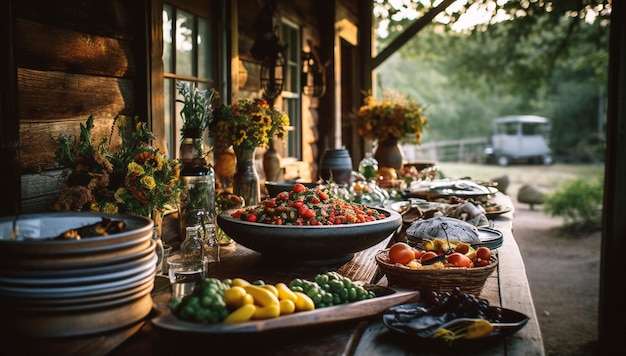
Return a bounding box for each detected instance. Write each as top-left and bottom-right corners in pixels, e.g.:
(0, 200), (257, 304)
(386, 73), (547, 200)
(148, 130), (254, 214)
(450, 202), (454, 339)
(359, 152), (379, 181)
(152, 225), (165, 275)
(180, 225), (205, 273)
(196, 210), (220, 274)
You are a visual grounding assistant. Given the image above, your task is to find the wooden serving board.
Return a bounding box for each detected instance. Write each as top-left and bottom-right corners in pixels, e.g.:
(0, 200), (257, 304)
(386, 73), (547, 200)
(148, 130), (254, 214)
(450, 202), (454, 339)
(151, 286), (419, 334)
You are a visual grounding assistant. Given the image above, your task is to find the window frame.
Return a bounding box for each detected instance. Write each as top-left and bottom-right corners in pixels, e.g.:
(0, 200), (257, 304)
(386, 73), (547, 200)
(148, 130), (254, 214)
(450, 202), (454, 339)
(279, 18), (302, 160)
(162, 1), (218, 159)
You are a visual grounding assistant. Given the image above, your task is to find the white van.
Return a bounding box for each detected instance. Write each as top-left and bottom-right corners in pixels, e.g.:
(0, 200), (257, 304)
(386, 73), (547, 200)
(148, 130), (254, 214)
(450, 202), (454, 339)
(484, 115), (553, 166)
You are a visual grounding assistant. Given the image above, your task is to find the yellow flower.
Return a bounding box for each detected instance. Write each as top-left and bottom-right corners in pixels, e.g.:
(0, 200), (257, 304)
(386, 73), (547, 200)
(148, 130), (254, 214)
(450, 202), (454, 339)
(114, 187), (126, 203)
(128, 161), (145, 175)
(102, 202), (119, 214)
(140, 175), (156, 190)
(211, 98), (290, 152)
(356, 91), (427, 144)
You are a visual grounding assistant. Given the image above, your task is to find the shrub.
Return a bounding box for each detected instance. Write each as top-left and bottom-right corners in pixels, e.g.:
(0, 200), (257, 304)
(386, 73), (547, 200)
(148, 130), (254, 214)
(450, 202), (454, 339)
(543, 175), (604, 231)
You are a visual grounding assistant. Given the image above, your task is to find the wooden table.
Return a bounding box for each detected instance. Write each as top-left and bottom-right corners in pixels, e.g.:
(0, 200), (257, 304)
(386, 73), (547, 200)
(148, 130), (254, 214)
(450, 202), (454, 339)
(6, 193), (544, 355)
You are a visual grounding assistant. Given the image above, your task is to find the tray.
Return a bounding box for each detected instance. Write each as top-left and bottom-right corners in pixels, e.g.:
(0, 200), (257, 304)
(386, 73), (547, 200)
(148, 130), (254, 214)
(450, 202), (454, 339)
(151, 286), (419, 334)
(382, 302), (529, 344)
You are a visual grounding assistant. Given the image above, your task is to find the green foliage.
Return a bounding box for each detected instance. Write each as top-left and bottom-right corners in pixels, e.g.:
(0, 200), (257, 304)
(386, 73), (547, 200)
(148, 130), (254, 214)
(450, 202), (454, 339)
(176, 82), (219, 136)
(543, 176), (604, 231)
(373, 2), (609, 163)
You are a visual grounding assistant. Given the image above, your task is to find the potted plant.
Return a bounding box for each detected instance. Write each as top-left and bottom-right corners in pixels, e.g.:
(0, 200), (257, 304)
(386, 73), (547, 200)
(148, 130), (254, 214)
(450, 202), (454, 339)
(176, 82), (219, 161)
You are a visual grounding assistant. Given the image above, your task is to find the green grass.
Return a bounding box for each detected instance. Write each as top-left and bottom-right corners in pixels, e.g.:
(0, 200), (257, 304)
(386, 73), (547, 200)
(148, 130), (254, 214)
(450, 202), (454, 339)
(435, 162), (605, 191)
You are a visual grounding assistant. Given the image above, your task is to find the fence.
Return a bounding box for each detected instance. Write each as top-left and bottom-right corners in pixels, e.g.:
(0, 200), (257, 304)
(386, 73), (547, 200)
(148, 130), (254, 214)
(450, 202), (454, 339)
(402, 137), (488, 163)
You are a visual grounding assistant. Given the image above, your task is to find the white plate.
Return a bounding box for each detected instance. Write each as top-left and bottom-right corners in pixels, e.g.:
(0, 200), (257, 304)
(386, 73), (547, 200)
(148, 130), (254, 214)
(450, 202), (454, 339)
(0, 251), (156, 286)
(1, 238), (154, 270)
(478, 227), (504, 249)
(0, 254), (156, 298)
(13, 281), (154, 312)
(0, 241), (155, 278)
(13, 277), (155, 307)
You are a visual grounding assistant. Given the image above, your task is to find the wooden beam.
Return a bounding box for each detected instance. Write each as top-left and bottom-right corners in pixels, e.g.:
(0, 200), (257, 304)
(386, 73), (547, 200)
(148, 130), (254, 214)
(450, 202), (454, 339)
(1, 0), (21, 216)
(599, 1), (626, 353)
(372, 0), (456, 69)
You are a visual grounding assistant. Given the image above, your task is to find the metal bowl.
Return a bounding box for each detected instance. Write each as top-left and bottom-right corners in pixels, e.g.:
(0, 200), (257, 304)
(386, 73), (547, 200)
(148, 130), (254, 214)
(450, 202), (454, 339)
(217, 206), (401, 265)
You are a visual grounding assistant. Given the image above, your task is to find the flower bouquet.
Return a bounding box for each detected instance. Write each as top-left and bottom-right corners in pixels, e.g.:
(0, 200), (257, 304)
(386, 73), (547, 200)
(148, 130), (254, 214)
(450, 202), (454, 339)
(52, 115), (184, 217)
(210, 98), (290, 206)
(210, 97), (290, 154)
(356, 91), (427, 144)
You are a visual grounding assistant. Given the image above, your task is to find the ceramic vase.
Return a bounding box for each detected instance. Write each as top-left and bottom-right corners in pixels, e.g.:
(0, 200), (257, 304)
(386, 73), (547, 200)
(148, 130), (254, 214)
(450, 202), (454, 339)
(374, 138), (404, 171)
(233, 146), (260, 206)
(319, 148), (353, 185)
(263, 139), (282, 182)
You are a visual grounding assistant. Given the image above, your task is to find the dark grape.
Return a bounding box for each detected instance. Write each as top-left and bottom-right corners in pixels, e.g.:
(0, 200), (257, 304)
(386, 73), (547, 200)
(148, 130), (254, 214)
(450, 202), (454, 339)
(422, 288), (503, 322)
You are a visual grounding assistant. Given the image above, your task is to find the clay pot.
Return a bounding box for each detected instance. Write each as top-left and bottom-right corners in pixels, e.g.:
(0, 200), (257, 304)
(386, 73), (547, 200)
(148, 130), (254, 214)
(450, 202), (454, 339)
(320, 148), (353, 185)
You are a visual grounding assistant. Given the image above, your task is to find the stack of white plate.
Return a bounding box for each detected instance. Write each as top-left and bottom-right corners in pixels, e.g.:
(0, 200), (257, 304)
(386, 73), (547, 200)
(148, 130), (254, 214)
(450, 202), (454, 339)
(0, 212), (156, 338)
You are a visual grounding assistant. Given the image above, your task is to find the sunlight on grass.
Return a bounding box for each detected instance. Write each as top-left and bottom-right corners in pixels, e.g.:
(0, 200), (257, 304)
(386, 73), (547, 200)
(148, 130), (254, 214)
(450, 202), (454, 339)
(435, 162), (604, 191)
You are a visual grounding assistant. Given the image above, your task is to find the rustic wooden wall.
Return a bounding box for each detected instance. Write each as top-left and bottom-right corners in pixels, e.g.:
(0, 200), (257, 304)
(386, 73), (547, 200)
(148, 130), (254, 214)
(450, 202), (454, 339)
(12, 0), (149, 213)
(14, 0), (147, 173)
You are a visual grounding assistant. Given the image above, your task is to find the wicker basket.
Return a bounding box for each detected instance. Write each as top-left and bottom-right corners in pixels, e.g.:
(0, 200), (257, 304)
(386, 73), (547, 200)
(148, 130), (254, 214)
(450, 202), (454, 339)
(375, 249), (498, 296)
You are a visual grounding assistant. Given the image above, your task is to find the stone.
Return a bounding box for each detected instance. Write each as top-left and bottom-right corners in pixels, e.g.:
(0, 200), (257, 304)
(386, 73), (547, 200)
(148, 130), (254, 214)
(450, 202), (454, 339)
(490, 174), (510, 194)
(517, 184), (545, 210)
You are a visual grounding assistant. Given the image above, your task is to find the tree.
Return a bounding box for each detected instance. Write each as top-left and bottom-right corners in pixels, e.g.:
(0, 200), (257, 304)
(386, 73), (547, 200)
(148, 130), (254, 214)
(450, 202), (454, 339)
(374, 0), (610, 162)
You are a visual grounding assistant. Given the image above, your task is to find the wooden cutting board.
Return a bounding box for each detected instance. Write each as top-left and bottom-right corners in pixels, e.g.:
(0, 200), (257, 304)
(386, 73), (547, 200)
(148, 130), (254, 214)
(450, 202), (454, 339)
(151, 286), (420, 334)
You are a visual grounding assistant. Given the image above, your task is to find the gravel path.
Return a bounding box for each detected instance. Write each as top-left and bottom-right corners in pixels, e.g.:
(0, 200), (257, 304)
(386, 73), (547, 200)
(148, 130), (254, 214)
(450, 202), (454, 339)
(509, 183), (600, 356)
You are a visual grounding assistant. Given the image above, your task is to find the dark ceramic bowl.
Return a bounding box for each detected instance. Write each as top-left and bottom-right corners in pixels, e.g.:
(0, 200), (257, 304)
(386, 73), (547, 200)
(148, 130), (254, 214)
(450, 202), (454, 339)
(217, 206), (402, 265)
(264, 181), (321, 198)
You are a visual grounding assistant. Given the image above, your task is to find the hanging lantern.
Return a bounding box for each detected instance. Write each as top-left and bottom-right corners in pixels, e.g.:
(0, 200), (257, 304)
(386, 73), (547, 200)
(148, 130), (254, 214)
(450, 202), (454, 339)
(251, 20), (287, 100)
(301, 50), (326, 98)
(261, 47), (285, 99)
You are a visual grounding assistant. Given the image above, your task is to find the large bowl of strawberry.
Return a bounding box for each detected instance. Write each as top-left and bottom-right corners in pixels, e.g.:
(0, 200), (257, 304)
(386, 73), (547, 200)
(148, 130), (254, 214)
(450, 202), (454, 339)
(216, 184), (402, 265)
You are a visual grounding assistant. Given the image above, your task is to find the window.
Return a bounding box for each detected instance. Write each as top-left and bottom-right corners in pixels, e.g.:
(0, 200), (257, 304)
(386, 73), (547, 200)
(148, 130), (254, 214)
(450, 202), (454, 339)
(280, 19), (302, 160)
(163, 2), (217, 159)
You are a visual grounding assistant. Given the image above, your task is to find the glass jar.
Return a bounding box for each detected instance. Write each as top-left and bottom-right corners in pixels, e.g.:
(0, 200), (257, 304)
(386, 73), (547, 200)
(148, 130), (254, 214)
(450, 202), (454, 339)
(179, 128), (216, 238)
(358, 152), (379, 181)
(180, 128), (204, 164)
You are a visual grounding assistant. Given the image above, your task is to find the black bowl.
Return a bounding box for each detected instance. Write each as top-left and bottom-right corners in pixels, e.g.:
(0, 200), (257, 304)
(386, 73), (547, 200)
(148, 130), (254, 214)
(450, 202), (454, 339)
(264, 181), (320, 198)
(217, 207), (401, 265)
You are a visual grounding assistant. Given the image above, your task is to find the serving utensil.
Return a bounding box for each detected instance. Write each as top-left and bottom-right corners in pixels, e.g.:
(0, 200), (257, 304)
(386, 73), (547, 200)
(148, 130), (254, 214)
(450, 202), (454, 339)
(416, 317), (527, 339)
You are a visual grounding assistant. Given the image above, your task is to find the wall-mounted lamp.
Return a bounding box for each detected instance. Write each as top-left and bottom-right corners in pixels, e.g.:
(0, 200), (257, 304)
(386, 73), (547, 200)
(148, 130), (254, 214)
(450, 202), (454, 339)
(301, 42), (326, 98)
(250, 2), (287, 101)
(258, 32), (286, 99)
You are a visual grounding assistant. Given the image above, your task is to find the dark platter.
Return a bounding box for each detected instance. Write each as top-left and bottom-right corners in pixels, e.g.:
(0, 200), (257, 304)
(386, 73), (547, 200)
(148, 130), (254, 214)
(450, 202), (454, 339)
(382, 302), (529, 345)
